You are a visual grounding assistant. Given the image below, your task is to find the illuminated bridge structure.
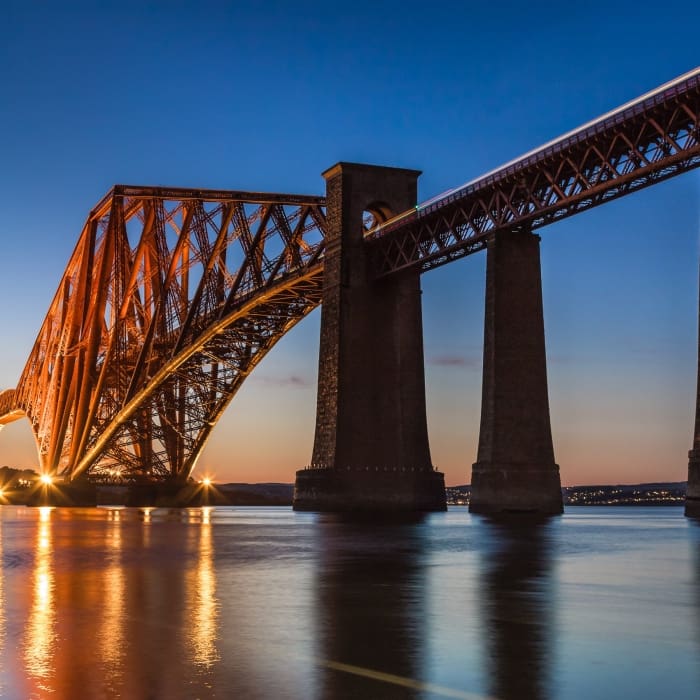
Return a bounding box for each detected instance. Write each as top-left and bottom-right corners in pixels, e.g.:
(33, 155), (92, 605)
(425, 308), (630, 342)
(1, 66), (699, 513)
(0, 190), (328, 485)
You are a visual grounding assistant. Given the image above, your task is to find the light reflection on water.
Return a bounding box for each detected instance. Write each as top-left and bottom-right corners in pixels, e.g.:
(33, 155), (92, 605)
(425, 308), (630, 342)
(0, 505), (697, 698)
(100, 508), (125, 693)
(187, 506), (220, 668)
(0, 515), (4, 699)
(24, 506), (56, 694)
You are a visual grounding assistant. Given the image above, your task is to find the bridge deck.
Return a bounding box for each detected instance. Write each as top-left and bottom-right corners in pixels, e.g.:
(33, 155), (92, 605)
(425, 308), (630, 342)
(370, 66), (700, 275)
(4, 67), (700, 483)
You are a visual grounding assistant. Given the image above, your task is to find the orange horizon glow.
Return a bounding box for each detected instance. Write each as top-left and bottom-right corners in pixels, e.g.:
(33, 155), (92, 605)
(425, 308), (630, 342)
(0, 394), (693, 488)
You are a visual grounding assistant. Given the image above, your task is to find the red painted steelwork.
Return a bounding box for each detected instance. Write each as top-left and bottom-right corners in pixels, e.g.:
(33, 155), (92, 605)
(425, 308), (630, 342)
(3, 189), (326, 482)
(2, 67), (699, 484)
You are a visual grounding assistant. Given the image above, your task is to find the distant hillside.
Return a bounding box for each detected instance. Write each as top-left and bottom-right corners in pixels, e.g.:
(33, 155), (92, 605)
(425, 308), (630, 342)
(446, 482), (687, 506)
(217, 482), (294, 505)
(1, 471), (687, 507)
(213, 481), (687, 506)
(562, 481), (686, 505)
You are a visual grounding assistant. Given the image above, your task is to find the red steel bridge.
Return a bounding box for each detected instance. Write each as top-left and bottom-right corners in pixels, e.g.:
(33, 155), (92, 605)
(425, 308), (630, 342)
(1, 67), (699, 508)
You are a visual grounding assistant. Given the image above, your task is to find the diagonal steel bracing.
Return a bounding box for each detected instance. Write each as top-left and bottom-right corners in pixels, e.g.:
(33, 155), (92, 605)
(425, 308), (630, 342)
(2, 68), (699, 484)
(369, 67), (700, 275)
(4, 187), (326, 482)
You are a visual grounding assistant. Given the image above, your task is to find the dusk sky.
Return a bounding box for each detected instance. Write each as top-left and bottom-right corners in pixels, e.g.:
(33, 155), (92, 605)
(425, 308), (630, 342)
(1, 1), (699, 486)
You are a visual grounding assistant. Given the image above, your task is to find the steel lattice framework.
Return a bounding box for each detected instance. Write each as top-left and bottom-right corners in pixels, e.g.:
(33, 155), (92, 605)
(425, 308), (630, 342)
(369, 68), (700, 275)
(2, 68), (699, 484)
(2, 187), (326, 482)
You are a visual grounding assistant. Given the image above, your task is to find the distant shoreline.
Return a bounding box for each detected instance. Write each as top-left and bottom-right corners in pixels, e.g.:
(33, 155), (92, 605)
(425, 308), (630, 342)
(0, 469), (688, 507)
(218, 480), (689, 507)
(446, 481), (687, 507)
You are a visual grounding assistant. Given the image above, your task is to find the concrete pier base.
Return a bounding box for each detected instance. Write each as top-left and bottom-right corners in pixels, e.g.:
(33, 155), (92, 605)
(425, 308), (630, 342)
(124, 483), (176, 507)
(294, 163), (445, 512)
(294, 468), (446, 512)
(470, 229), (562, 515)
(470, 465), (562, 514)
(686, 452), (700, 517)
(124, 482), (226, 507)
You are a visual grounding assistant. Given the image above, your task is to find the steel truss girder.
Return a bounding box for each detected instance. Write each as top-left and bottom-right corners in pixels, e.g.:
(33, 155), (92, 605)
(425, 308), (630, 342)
(4, 72), (699, 482)
(370, 72), (700, 276)
(79, 270), (323, 482)
(8, 188), (326, 482)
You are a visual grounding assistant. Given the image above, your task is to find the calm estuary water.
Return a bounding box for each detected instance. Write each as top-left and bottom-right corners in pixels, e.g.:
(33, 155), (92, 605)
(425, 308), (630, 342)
(0, 505), (698, 699)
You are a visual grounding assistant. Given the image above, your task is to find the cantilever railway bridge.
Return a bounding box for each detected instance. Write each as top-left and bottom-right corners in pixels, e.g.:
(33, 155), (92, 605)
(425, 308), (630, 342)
(1, 66), (699, 490)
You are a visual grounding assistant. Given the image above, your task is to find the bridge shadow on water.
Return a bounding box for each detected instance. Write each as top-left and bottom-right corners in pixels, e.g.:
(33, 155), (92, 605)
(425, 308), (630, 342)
(18, 508), (700, 698)
(313, 513), (428, 699)
(476, 515), (555, 700)
(312, 511), (556, 700)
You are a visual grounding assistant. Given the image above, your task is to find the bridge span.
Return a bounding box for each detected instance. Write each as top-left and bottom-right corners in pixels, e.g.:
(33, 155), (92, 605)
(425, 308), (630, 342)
(1, 67), (699, 513)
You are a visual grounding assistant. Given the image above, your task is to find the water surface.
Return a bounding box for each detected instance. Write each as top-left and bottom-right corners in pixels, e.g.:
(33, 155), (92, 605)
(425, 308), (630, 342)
(0, 505), (698, 699)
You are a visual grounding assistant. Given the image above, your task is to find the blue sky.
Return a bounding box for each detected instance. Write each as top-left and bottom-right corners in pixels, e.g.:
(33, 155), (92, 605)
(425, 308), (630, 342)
(1, 0), (699, 485)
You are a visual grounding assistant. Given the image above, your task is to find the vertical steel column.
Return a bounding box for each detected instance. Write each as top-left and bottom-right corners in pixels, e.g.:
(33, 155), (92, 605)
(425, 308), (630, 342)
(470, 228), (562, 514)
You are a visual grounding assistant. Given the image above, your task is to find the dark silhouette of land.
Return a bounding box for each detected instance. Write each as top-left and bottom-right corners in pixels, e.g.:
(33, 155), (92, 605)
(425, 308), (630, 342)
(207, 480), (688, 507)
(446, 482), (686, 506)
(0, 466), (688, 506)
(216, 482), (295, 505)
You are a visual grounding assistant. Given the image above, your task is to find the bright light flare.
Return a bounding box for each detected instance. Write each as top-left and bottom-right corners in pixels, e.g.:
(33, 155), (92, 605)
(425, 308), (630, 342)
(40, 474), (53, 486)
(201, 477), (212, 487)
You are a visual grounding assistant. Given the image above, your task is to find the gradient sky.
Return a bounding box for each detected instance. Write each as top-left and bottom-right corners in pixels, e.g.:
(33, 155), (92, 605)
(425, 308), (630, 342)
(1, 1), (699, 486)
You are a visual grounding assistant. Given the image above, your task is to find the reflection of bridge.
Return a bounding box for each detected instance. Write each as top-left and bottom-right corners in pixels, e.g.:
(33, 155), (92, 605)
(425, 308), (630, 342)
(2, 67), (700, 513)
